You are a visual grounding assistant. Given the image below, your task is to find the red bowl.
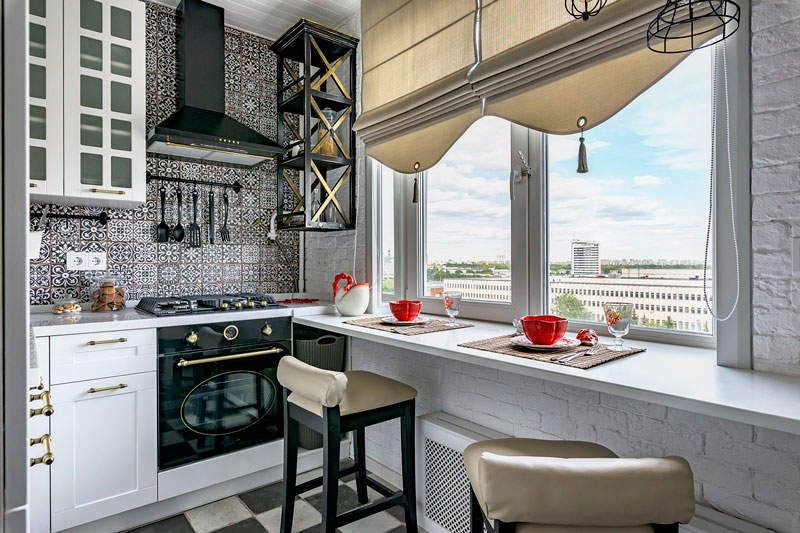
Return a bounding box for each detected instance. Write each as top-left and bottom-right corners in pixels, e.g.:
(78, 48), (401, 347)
(390, 300), (422, 322)
(520, 315), (568, 345)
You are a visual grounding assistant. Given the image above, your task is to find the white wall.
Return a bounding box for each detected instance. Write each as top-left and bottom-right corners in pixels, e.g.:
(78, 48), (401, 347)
(750, 0), (800, 375)
(352, 339), (800, 532)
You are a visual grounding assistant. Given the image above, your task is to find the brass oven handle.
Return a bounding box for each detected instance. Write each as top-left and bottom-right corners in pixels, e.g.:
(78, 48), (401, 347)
(30, 434), (54, 467)
(29, 391), (54, 417)
(87, 337), (127, 346)
(88, 188), (125, 195)
(87, 383), (128, 394)
(177, 347), (284, 367)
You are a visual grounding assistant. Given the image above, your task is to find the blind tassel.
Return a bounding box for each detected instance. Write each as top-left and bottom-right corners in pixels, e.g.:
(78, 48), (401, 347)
(576, 116), (589, 173)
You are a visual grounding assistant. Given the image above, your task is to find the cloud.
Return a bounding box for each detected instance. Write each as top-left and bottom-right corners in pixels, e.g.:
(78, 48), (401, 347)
(632, 175), (671, 188)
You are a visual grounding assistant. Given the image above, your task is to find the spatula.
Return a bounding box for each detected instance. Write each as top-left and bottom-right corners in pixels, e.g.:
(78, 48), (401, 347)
(156, 186), (170, 243)
(187, 189), (201, 248)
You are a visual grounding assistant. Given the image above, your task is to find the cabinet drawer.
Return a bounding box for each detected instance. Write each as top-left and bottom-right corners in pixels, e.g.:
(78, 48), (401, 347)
(50, 329), (156, 384)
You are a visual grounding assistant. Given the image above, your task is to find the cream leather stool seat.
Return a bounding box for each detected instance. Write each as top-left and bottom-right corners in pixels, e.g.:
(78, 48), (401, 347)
(464, 438), (695, 533)
(277, 356), (419, 533)
(284, 369), (417, 417)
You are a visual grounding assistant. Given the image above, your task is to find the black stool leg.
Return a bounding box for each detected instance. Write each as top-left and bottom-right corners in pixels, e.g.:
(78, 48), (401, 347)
(469, 487), (482, 533)
(280, 391), (299, 533)
(353, 427), (369, 504)
(321, 407), (342, 533)
(400, 399), (418, 533)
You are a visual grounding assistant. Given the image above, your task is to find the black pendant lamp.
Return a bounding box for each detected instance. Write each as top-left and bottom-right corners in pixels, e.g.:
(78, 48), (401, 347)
(565, 0), (607, 21)
(648, 0), (740, 53)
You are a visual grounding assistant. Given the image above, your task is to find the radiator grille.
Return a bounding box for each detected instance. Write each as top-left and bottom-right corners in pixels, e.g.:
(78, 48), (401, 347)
(423, 437), (473, 533)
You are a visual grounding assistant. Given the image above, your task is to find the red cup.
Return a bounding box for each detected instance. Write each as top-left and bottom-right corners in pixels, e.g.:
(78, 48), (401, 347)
(390, 300), (422, 322)
(520, 315), (568, 345)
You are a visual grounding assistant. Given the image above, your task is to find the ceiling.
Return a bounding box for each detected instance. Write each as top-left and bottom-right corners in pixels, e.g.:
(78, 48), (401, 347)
(152, 0), (361, 40)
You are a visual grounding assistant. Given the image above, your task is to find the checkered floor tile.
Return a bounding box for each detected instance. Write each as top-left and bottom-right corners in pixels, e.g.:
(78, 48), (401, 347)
(126, 461), (423, 533)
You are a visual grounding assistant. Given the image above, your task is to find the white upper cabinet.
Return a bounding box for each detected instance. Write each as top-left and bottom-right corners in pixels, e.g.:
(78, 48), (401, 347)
(31, 0), (146, 207)
(28, 0), (64, 195)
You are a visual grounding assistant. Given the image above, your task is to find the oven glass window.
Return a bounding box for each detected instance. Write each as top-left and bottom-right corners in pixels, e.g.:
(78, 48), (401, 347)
(180, 371), (277, 435)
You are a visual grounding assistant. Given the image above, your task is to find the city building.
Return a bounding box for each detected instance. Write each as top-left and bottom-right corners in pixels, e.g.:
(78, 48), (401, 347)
(571, 240), (601, 277)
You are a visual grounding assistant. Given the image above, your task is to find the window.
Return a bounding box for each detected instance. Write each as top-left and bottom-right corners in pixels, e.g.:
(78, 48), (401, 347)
(372, 38), (749, 352)
(376, 161), (398, 302)
(548, 47), (714, 337)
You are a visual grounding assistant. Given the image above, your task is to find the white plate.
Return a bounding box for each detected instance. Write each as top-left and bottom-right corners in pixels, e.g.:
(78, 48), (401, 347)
(380, 316), (430, 326)
(510, 336), (581, 351)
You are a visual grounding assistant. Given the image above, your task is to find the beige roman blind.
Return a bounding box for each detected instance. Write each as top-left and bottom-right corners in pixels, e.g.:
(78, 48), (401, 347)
(356, 0), (712, 173)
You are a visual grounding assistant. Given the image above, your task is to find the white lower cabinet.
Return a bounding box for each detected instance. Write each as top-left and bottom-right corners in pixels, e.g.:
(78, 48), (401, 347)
(50, 372), (157, 531)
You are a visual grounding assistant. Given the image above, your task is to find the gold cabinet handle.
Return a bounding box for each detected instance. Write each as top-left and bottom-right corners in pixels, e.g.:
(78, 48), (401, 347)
(29, 182), (38, 188)
(87, 337), (127, 346)
(177, 347), (283, 367)
(29, 391), (54, 417)
(30, 434), (54, 467)
(87, 383), (128, 394)
(30, 376), (44, 391)
(88, 188), (125, 195)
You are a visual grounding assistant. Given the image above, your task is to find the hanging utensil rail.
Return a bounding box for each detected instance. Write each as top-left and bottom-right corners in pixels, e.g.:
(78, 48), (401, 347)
(146, 172), (242, 193)
(29, 209), (110, 226)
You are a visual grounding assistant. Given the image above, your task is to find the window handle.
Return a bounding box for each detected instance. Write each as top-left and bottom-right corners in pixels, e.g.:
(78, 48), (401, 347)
(510, 150), (530, 202)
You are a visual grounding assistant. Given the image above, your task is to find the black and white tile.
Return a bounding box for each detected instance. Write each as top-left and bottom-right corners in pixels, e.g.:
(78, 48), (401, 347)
(126, 465), (415, 533)
(29, 1), (300, 306)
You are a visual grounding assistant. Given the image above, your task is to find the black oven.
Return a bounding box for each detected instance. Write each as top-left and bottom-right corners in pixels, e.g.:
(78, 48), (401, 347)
(157, 317), (290, 470)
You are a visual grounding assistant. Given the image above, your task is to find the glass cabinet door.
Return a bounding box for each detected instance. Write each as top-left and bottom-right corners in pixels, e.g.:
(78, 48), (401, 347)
(28, 0), (63, 196)
(63, 0), (145, 203)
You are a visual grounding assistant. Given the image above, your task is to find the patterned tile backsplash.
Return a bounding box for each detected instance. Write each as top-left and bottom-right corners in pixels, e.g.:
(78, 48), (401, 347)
(29, 1), (299, 306)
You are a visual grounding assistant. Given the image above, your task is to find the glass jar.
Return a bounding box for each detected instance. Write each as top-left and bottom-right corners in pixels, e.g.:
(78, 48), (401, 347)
(90, 276), (126, 312)
(52, 298), (82, 314)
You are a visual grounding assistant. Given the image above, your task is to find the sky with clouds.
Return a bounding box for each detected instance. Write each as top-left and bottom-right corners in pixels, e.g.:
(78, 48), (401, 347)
(420, 46), (713, 264)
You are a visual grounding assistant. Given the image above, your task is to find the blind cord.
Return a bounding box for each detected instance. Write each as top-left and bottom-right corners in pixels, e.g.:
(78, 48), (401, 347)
(703, 41), (740, 322)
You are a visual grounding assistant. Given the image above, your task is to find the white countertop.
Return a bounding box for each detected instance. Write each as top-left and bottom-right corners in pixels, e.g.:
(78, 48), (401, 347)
(31, 302), (336, 336)
(294, 313), (800, 436)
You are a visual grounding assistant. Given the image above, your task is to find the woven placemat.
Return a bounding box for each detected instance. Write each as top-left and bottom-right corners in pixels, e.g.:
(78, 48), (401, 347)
(344, 316), (475, 335)
(458, 334), (645, 369)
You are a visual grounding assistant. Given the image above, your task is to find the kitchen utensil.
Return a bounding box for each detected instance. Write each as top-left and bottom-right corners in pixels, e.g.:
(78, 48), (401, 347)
(220, 190), (230, 242)
(389, 300), (422, 322)
(208, 190), (215, 244)
(520, 315), (569, 345)
(172, 189), (185, 242)
(509, 335), (581, 351)
(156, 186), (170, 242)
(333, 273), (369, 316)
(556, 344), (601, 363)
(187, 190), (201, 247)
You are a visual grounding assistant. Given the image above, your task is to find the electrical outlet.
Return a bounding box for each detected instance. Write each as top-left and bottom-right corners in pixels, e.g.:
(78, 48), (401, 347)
(86, 252), (107, 270)
(66, 251), (87, 271)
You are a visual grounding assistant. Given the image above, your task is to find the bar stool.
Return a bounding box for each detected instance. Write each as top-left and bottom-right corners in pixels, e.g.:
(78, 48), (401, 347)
(277, 356), (419, 533)
(463, 438), (695, 533)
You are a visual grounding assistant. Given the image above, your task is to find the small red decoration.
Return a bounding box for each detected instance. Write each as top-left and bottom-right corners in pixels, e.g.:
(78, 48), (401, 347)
(605, 309), (621, 326)
(577, 328), (599, 346)
(444, 296), (455, 309)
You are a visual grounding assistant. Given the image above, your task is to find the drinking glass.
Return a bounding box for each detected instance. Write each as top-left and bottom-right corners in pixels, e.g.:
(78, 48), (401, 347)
(602, 302), (634, 351)
(442, 292), (463, 326)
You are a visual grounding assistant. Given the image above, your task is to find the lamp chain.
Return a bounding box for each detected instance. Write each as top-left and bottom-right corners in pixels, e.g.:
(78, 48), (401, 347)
(703, 41), (739, 322)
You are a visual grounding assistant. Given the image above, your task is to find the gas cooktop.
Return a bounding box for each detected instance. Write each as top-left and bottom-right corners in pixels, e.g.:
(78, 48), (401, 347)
(135, 293), (286, 316)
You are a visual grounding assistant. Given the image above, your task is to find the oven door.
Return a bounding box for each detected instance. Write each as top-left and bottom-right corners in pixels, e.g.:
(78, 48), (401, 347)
(158, 341), (287, 470)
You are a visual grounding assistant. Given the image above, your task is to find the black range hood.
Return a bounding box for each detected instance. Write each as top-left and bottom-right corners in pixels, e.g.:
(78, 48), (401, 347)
(147, 0), (285, 167)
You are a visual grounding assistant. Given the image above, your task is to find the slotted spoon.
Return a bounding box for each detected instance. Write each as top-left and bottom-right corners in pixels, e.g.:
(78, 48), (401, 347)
(219, 190), (231, 242)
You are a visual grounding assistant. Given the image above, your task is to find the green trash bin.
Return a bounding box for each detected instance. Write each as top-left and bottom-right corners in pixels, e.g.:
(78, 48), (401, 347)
(293, 334), (346, 449)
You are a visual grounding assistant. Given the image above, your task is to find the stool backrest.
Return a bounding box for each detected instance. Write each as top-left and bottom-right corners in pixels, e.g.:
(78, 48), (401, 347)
(277, 356), (348, 408)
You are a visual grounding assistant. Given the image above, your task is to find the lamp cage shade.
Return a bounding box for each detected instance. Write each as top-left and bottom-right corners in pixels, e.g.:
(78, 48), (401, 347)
(647, 0), (741, 53)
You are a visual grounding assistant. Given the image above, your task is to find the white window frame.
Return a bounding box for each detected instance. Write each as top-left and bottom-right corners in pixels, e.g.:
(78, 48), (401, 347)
(366, 2), (751, 365)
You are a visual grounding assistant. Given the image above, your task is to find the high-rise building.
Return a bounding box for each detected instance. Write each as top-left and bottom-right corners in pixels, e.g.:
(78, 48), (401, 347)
(571, 240), (600, 277)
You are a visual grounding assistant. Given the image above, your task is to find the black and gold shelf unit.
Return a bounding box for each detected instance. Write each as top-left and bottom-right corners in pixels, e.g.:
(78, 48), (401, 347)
(270, 19), (359, 231)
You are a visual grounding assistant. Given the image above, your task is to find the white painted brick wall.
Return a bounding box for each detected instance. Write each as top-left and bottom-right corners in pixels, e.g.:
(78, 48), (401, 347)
(751, 0), (800, 375)
(351, 339), (800, 532)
